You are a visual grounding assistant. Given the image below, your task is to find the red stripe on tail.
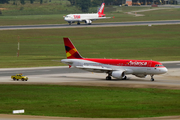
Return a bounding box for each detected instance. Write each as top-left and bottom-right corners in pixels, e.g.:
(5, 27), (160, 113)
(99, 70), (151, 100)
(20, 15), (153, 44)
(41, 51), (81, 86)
(98, 3), (105, 17)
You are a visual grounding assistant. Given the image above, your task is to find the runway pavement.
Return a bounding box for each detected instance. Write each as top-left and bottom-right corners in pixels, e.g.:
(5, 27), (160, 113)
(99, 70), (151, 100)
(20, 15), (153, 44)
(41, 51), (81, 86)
(0, 20), (180, 30)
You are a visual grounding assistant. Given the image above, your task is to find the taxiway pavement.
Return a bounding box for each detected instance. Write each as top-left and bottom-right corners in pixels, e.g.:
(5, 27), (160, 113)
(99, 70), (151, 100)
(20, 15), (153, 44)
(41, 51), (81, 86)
(0, 61), (179, 89)
(0, 20), (180, 30)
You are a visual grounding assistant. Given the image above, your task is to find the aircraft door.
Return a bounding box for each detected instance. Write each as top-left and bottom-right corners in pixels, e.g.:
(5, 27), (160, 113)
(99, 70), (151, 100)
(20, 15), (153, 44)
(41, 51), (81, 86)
(147, 62), (152, 67)
(147, 62), (152, 73)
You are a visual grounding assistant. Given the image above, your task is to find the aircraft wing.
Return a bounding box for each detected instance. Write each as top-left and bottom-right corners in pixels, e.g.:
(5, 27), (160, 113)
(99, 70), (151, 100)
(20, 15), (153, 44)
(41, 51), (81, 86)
(89, 17), (111, 21)
(76, 66), (113, 73)
(78, 17), (111, 22)
(97, 17), (111, 19)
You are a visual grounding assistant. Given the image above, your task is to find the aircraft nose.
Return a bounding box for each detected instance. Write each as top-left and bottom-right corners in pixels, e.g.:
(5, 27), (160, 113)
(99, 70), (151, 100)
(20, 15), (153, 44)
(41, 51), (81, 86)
(162, 67), (168, 73)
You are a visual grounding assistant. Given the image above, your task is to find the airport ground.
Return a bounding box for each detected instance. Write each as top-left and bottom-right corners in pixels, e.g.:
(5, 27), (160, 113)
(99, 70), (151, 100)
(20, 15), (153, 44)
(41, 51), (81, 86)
(0, 62), (180, 89)
(0, 63), (180, 119)
(0, 24), (180, 119)
(0, 5), (180, 119)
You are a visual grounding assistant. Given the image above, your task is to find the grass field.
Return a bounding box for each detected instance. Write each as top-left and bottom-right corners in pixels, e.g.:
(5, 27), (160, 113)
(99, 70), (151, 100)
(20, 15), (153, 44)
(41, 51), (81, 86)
(0, 25), (180, 68)
(0, 4), (180, 25)
(0, 84), (180, 118)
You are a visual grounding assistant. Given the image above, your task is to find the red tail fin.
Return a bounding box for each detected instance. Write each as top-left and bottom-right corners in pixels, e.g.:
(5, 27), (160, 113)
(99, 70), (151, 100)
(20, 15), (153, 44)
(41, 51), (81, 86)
(63, 38), (83, 59)
(98, 3), (105, 17)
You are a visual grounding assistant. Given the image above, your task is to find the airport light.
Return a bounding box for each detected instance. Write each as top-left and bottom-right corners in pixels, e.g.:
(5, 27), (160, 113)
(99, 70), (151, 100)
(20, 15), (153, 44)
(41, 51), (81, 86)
(17, 36), (20, 57)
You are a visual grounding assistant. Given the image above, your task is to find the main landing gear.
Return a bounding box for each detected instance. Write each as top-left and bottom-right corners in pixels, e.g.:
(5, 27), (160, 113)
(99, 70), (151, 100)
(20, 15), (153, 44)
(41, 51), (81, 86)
(123, 76), (127, 80)
(77, 22), (80, 25)
(105, 73), (127, 80)
(106, 75), (112, 80)
(150, 75), (154, 81)
(106, 72), (112, 80)
(69, 22), (72, 25)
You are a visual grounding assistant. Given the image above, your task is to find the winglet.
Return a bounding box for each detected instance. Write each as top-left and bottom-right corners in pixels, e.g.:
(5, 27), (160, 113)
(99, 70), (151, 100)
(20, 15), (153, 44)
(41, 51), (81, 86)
(63, 38), (83, 59)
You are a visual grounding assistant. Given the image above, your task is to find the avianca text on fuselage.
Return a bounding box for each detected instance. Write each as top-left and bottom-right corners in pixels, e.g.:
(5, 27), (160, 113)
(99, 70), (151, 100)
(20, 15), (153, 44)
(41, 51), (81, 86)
(64, 3), (110, 25)
(61, 38), (168, 81)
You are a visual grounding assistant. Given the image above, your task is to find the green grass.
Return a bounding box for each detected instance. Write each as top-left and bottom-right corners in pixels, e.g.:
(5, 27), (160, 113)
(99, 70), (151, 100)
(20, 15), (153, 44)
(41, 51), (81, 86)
(0, 14), (67, 25)
(0, 25), (180, 68)
(0, 3), (180, 25)
(0, 0), (74, 15)
(0, 84), (180, 118)
(99, 7), (180, 23)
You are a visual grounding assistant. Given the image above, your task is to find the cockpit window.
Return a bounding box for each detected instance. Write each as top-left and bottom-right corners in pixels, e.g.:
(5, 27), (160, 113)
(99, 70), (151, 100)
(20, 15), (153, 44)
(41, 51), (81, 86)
(66, 15), (71, 18)
(155, 64), (164, 67)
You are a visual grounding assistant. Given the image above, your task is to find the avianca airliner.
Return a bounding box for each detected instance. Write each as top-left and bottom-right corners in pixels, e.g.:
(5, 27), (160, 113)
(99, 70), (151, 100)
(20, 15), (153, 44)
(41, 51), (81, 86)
(61, 38), (168, 81)
(64, 3), (110, 25)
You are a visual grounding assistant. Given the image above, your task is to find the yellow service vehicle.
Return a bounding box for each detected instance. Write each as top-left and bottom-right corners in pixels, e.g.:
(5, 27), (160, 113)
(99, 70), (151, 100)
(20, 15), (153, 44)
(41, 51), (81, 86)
(11, 74), (28, 81)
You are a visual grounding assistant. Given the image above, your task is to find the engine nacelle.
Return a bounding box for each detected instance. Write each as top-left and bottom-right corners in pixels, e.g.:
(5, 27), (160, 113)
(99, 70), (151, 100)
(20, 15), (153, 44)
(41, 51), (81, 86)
(134, 74), (147, 78)
(85, 20), (92, 25)
(112, 71), (125, 79)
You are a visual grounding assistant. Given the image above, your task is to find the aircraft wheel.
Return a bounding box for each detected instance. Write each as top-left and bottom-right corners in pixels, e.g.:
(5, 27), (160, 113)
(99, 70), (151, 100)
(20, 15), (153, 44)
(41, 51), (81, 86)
(150, 75), (154, 81)
(106, 76), (111, 80)
(13, 77), (16, 81)
(123, 76), (127, 80)
(69, 22), (72, 25)
(22, 78), (24, 81)
(77, 22), (80, 25)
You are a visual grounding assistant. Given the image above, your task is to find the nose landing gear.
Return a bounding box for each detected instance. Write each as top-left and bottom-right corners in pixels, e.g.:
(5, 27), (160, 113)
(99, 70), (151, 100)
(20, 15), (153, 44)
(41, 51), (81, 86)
(150, 75), (154, 81)
(68, 22), (72, 25)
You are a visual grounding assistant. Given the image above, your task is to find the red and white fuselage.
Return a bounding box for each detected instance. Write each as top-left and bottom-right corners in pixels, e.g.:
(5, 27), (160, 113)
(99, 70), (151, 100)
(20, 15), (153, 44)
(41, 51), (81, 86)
(64, 3), (110, 25)
(61, 38), (168, 81)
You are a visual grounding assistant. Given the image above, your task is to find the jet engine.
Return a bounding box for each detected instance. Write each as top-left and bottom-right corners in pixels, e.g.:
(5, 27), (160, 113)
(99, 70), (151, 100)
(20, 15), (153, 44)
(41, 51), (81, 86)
(134, 74), (147, 78)
(112, 71), (126, 79)
(85, 20), (92, 25)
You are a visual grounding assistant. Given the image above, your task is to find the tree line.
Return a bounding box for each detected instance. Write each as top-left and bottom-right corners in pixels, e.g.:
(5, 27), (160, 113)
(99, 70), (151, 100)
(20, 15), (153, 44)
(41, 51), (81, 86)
(0, 0), (123, 12)
(68, 0), (123, 6)
(0, 0), (43, 4)
(68, 0), (123, 12)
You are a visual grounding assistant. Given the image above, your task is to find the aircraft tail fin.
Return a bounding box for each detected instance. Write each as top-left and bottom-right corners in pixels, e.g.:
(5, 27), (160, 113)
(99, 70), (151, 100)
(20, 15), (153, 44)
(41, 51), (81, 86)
(98, 3), (105, 15)
(63, 38), (83, 59)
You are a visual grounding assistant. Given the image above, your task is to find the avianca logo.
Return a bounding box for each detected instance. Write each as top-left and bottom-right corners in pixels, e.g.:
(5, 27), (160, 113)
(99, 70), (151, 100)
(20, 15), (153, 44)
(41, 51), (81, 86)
(127, 61), (147, 66)
(66, 48), (77, 58)
(99, 4), (104, 13)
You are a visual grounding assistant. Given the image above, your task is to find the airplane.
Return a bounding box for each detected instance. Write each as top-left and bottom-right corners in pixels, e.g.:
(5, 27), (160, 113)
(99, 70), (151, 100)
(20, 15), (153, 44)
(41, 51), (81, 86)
(61, 38), (168, 81)
(64, 3), (110, 25)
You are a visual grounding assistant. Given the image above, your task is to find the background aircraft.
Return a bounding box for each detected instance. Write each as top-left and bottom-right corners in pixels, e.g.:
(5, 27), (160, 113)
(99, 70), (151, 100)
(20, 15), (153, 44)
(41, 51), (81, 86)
(61, 38), (168, 81)
(64, 3), (110, 25)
